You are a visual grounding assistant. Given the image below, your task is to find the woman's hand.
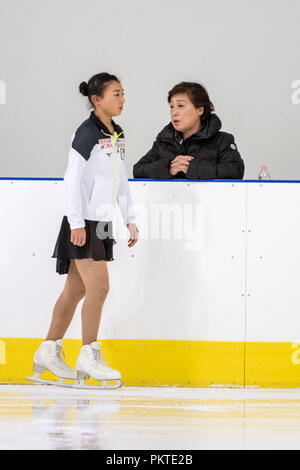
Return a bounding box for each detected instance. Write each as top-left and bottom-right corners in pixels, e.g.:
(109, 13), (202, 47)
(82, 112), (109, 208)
(70, 227), (86, 246)
(170, 155), (194, 175)
(127, 223), (139, 247)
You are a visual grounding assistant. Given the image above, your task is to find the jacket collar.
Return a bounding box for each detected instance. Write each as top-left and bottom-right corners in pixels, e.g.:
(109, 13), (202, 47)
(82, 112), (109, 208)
(159, 113), (222, 143)
(89, 111), (124, 137)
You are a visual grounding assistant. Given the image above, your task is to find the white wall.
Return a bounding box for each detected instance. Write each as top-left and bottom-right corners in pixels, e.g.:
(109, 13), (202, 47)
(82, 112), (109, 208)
(1, 0), (300, 180)
(1, 179), (300, 344)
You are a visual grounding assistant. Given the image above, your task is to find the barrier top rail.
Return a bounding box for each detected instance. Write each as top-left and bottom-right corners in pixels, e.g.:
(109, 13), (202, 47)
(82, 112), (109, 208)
(1, 177), (300, 183)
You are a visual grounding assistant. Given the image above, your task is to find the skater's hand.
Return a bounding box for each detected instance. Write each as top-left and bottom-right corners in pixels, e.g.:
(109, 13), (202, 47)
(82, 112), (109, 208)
(127, 223), (139, 247)
(170, 155), (194, 176)
(70, 227), (86, 246)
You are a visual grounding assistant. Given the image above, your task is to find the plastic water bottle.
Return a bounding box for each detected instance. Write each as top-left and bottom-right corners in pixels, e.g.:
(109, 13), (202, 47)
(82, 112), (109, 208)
(258, 165), (271, 180)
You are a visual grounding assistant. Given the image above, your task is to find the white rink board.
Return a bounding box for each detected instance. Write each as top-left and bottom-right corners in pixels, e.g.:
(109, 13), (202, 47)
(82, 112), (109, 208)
(0, 179), (246, 341)
(1, 179), (299, 342)
(246, 182), (300, 342)
(0, 180), (67, 338)
(104, 181), (246, 341)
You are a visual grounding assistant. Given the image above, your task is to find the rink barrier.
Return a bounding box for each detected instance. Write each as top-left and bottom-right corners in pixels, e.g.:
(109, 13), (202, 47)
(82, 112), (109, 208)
(2, 178), (300, 388)
(1, 338), (300, 388)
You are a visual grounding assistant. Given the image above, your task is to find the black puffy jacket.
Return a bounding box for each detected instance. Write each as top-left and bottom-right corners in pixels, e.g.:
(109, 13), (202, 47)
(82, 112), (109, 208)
(133, 113), (245, 180)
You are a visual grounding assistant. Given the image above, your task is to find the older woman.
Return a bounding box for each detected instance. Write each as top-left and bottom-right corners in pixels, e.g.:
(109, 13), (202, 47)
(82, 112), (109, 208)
(133, 81), (245, 180)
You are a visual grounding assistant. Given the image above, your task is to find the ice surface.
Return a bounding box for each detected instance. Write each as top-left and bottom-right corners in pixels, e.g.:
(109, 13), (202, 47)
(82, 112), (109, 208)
(1, 385), (300, 450)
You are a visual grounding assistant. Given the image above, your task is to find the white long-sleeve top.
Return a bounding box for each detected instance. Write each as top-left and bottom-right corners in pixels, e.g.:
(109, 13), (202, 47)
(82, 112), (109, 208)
(63, 111), (137, 230)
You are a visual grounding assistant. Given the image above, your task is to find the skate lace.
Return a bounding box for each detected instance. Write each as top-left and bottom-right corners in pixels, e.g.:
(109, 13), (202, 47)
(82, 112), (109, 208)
(53, 345), (73, 371)
(92, 349), (112, 370)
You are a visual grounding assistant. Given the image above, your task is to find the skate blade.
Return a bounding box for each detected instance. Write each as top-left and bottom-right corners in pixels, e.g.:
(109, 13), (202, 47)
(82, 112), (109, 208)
(73, 379), (123, 390)
(26, 375), (76, 388)
(26, 374), (122, 390)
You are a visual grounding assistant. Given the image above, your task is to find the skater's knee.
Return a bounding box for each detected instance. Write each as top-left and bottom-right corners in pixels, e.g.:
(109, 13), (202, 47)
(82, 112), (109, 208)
(96, 281), (110, 299)
(86, 281), (109, 300)
(64, 283), (86, 301)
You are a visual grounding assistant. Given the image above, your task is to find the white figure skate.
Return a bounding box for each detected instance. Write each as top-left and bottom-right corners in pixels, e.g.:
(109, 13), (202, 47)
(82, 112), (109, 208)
(75, 341), (122, 390)
(26, 339), (77, 387)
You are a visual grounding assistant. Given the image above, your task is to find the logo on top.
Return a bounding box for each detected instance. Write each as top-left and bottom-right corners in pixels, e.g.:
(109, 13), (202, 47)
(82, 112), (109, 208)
(99, 138), (113, 150)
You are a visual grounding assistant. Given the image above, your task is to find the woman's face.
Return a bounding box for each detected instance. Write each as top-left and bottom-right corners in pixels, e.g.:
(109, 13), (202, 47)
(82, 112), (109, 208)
(92, 80), (125, 117)
(169, 93), (204, 134)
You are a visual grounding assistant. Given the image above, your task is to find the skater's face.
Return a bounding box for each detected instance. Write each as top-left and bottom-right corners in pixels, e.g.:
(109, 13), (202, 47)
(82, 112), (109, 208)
(92, 81), (125, 117)
(169, 93), (204, 135)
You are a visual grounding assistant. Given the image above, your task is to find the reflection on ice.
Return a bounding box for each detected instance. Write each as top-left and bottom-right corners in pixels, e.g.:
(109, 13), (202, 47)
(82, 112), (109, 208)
(1, 385), (300, 449)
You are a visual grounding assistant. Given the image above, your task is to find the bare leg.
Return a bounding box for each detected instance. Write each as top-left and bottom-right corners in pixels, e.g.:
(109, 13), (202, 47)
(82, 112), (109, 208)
(46, 259), (86, 340)
(73, 258), (109, 345)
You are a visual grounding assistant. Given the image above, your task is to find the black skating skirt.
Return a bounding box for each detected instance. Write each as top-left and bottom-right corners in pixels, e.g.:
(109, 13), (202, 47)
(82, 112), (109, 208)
(51, 216), (116, 275)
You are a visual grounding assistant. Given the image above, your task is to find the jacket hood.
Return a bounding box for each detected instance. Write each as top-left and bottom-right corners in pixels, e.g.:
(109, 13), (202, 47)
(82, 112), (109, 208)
(158, 113), (222, 142)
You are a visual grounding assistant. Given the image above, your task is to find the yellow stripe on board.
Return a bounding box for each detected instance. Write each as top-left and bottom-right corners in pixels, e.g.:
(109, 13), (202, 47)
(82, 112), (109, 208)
(0, 338), (300, 388)
(0, 341), (6, 365)
(245, 342), (300, 388)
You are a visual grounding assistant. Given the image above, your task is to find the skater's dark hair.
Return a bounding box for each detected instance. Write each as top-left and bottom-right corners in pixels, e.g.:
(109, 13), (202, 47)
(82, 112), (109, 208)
(79, 73), (120, 109)
(168, 81), (214, 122)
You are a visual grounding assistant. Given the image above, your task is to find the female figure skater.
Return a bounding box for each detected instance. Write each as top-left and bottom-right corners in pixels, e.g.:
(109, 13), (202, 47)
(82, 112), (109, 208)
(28, 72), (138, 389)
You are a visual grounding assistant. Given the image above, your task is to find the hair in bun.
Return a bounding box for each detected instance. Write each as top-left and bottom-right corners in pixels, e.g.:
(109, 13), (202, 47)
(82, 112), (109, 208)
(79, 73), (120, 109)
(79, 81), (88, 96)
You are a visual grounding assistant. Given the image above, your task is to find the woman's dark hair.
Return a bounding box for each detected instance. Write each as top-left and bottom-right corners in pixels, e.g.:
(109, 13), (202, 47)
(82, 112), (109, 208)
(79, 72), (120, 109)
(167, 81), (214, 121)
